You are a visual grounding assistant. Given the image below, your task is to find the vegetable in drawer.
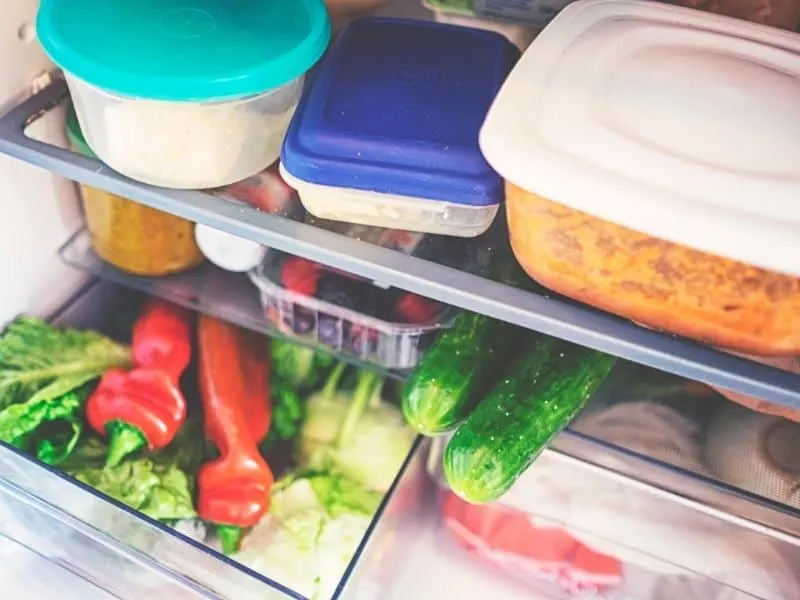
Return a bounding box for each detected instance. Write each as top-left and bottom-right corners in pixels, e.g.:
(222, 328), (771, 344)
(0, 317), (131, 463)
(402, 311), (517, 435)
(444, 337), (616, 503)
(197, 315), (275, 554)
(86, 300), (192, 466)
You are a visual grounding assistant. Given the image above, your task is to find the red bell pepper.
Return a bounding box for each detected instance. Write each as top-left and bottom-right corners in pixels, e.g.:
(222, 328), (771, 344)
(86, 300), (192, 466)
(86, 368), (187, 467)
(132, 299), (193, 382)
(196, 315), (273, 554)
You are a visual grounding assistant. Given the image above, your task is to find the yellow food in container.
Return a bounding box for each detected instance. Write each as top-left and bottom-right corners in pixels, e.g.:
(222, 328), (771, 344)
(505, 182), (800, 356)
(66, 108), (204, 276)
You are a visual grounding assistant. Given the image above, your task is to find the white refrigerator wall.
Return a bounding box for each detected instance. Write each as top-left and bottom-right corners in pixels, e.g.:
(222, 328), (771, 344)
(0, 0), (86, 327)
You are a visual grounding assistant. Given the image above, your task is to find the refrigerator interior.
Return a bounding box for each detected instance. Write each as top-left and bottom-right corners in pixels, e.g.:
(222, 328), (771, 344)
(1, 0), (800, 599)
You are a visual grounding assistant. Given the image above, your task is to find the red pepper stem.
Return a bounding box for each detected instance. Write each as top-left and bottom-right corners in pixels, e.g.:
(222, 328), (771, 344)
(217, 525), (244, 555)
(105, 421), (147, 467)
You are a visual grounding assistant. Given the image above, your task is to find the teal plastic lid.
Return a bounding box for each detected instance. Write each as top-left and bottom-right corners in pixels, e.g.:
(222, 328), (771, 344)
(37, 0), (331, 101)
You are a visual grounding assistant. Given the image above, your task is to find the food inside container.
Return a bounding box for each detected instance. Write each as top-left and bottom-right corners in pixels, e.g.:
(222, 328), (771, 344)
(37, 0), (331, 189)
(249, 249), (452, 369)
(480, 0), (800, 355)
(281, 17), (518, 237)
(65, 107), (204, 276)
(428, 423), (800, 599)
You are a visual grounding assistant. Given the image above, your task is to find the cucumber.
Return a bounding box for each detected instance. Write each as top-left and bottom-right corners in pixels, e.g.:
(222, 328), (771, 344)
(444, 338), (617, 504)
(402, 312), (516, 435)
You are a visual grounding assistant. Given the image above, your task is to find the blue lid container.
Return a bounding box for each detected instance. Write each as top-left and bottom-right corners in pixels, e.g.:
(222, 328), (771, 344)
(282, 17), (519, 209)
(37, 0), (331, 101)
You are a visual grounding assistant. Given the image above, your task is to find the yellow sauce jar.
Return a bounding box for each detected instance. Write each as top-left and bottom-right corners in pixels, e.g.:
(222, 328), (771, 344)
(66, 108), (204, 276)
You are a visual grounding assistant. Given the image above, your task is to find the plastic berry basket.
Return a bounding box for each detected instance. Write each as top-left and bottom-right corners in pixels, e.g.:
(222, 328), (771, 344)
(248, 251), (453, 369)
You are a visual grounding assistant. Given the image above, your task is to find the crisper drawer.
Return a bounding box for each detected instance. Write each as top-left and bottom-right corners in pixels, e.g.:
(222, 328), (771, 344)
(428, 436), (800, 600)
(0, 281), (428, 600)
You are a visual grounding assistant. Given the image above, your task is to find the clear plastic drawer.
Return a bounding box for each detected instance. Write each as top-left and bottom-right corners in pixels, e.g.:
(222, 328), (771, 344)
(0, 281), (427, 600)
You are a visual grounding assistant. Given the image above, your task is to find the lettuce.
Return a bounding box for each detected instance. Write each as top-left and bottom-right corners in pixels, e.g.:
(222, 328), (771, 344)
(235, 469), (380, 600)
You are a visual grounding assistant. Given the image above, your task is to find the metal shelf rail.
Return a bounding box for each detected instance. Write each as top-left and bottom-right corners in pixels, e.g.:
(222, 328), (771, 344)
(1, 80), (799, 408)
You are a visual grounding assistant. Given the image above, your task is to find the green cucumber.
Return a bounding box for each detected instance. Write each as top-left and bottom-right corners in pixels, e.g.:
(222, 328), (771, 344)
(402, 312), (517, 435)
(444, 338), (617, 504)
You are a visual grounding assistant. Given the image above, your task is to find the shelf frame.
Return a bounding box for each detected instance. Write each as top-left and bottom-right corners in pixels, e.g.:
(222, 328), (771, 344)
(2, 80), (800, 407)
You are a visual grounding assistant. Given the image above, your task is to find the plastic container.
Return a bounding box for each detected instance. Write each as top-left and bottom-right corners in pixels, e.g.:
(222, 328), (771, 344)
(38, 0), (330, 189)
(0, 282), (426, 600)
(249, 250), (452, 369)
(428, 436), (800, 599)
(281, 17), (518, 237)
(480, 0), (800, 355)
(66, 108), (204, 276)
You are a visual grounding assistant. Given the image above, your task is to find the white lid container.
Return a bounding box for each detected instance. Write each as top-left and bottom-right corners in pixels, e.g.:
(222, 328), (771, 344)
(480, 0), (800, 277)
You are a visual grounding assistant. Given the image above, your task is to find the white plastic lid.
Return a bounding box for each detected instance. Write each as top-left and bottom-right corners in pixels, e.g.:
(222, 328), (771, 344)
(194, 224), (266, 273)
(480, 0), (800, 277)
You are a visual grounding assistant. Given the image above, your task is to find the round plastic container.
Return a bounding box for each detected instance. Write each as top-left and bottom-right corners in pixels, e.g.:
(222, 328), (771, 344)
(66, 108), (204, 276)
(38, 0), (331, 189)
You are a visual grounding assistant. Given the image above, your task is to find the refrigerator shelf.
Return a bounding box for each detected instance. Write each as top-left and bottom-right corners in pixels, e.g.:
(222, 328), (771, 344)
(1, 80), (799, 410)
(58, 228), (407, 380)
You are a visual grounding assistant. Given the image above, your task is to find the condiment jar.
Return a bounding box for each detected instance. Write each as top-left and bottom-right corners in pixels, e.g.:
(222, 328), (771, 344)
(66, 108), (204, 277)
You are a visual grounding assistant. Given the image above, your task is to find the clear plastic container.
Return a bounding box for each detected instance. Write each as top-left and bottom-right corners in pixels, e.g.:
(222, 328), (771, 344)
(249, 250), (452, 369)
(480, 0), (800, 355)
(0, 282), (426, 600)
(67, 74), (303, 189)
(428, 436), (800, 599)
(37, 0), (331, 189)
(280, 17), (517, 237)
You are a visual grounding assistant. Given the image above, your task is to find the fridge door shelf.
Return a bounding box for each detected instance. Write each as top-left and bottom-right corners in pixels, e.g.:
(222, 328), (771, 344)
(0, 280), (427, 600)
(1, 80), (798, 413)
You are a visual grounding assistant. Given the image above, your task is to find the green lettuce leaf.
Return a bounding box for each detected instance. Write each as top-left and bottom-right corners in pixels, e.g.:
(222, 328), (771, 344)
(72, 458), (196, 521)
(0, 387), (88, 465)
(0, 317), (131, 409)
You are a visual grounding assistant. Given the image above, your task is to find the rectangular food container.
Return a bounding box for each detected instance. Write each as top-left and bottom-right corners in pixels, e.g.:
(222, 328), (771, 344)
(36, 0), (330, 189)
(280, 17), (518, 237)
(480, 0), (800, 356)
(428, 428), (800, 600)
(249, 250), (452, 369)
(0, 281), (427, 600)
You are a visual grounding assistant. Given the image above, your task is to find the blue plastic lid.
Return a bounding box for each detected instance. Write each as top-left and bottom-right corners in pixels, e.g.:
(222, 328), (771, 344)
(37, 0), (330, 101)
(281, 17), (518, 207)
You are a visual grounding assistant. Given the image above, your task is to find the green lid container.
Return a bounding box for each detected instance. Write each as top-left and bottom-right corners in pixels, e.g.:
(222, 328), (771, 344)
(38, 0), (331, 102)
